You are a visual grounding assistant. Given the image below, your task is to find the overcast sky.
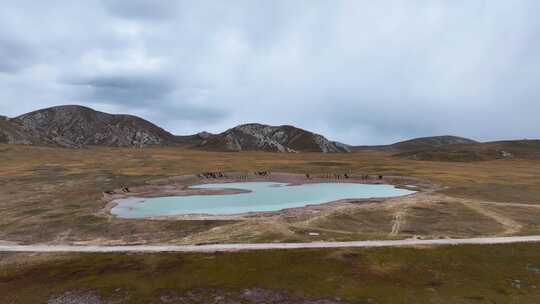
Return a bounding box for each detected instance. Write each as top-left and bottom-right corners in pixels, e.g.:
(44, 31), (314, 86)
(1, 1), (539, 144)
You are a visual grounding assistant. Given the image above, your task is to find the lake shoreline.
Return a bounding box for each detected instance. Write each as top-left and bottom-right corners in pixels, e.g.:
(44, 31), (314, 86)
(100, 172), (436, 221)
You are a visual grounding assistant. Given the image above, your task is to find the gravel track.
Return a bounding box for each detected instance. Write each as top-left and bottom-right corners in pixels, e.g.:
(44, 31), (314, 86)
(2, 236), (540, 253)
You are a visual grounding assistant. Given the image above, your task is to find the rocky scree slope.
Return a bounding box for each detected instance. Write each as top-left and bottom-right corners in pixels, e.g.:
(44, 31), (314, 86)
(197, 123), (350, 153)
(0, 105), (177, 148)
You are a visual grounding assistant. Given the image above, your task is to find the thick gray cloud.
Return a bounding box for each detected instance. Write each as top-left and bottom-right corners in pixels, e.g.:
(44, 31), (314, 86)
(0, 0), (539, 144)
(66, 74), (175, 104)
(102, 0), (179, 20)
(0, 38), (36, 73)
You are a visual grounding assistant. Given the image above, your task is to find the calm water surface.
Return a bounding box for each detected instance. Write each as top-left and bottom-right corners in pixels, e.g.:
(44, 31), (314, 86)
(111, 182), (415, 218)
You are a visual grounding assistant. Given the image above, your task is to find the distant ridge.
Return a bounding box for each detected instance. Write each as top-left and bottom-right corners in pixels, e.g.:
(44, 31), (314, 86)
(2, 105), (537, 158)
(353, 135), (478, 152)
(389, 135), (478, 151)
(0, 105), (349, 152)
(394, 140), (540, 162)
(352, 135), (540, 161)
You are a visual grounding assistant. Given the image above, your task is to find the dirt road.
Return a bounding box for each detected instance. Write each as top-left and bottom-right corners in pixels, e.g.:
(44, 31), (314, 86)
(1, 236), (540, 253)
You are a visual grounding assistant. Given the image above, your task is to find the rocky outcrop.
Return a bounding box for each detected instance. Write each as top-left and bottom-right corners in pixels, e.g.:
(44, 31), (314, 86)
(3, 105), (177, 148)
(0, 115), (36, 145)
(197, 123), (350, 153)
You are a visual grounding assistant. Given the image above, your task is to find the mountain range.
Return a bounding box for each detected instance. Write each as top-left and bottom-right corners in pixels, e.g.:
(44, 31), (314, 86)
(1, 105), (538, 160)
(0, 105), (349, 152)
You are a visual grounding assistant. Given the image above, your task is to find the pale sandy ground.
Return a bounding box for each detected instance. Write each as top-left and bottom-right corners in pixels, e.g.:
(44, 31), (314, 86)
(2, 235), (540, 252)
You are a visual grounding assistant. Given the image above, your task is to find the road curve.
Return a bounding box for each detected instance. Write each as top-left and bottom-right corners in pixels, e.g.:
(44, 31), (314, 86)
(2, 236), (540, 253)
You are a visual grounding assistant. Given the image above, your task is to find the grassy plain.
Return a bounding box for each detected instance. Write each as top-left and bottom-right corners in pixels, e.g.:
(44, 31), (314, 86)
(1, 144), (540, 244)
(2, 144), (540, 303)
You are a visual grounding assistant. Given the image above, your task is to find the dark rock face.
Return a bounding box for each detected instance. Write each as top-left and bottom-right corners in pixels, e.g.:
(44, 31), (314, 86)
(198, 123), (351, 153)
(0, 130), (7, 143)
(0, 115), (35, 144)
(9, 105), (177, 148)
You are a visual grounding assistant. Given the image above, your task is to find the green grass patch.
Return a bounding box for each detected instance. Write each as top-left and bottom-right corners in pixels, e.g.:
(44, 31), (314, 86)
(3, 243), (540, 303)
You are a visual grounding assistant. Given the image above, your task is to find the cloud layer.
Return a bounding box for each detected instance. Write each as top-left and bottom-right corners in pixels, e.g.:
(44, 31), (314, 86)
(1, 1), (539, 144)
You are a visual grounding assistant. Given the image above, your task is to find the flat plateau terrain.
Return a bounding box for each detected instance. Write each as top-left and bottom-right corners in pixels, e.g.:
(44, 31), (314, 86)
(2, 144), (540, 302)
(2, 144), (540, 245)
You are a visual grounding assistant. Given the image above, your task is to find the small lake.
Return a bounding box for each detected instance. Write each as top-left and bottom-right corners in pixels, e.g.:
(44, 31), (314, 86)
(111, 182), (415, 218)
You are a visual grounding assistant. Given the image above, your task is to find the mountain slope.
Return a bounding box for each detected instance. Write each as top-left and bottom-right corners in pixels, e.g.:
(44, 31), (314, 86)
(0, 116), (39, 145)
(354, 135), (478, 152)
(5, 105), (177, 148)
(197, 123), (350, 153)
(389, 135), (478, 151)
(394, 140), (540, 162)
(1, 106), (350, 152)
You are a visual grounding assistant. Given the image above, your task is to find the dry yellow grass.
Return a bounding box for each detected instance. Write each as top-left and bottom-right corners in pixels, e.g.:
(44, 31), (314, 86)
(1, 144), (540, 244)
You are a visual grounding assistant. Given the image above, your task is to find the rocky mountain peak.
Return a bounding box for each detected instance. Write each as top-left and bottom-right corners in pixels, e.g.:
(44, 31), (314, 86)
(9, 105), (176, 148)
(197, 123), (350, 153)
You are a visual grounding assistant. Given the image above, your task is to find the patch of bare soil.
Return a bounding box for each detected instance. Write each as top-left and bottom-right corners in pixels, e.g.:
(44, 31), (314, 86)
(48, 289), (128, 304)
(45, 288), (370, 304)
(48, 290), (103, 304)
(157, 288), (367, 304)
(459, 199), (523, 235)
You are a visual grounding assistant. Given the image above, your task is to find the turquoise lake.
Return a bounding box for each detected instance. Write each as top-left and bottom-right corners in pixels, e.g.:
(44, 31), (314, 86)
(111, 182), (416, 218)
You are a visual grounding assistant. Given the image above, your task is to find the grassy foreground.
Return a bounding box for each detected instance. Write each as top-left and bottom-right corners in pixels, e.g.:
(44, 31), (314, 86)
(2, 243), (540, 303)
